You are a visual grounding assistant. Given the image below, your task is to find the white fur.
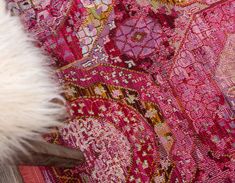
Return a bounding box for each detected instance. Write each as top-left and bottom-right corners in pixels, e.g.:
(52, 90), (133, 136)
(0, 1), (65, 162)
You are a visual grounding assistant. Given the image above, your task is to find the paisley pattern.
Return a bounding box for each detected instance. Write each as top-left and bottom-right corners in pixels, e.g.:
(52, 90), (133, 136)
(8, 0), (235, 182)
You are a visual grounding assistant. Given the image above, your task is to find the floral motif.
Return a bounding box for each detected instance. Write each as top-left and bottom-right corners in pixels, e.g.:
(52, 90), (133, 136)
(145, 108), (159, 118)
(112, 89), (122, 98)
(125, 93), (137, 104)
(94, 85), (106, 95)
(115, 16), (163, 58)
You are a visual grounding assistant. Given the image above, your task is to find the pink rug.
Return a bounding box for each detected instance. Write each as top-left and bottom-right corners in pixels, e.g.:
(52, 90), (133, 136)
(7, 0), (235, 182)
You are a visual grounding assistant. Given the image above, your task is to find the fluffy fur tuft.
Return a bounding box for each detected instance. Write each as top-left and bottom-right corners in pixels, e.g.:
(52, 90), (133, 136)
(0, 1), (65, 162)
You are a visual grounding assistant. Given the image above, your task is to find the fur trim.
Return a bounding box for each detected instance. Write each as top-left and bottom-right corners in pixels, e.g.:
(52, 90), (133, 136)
(0, 1), (65, 162)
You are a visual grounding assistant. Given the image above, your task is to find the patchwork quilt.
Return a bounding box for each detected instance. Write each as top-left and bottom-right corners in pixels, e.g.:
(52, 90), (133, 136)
(6, 0), (235, 182)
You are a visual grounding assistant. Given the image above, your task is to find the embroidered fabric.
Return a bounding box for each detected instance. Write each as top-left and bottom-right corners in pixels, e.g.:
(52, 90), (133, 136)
(7, 0), (235, 182)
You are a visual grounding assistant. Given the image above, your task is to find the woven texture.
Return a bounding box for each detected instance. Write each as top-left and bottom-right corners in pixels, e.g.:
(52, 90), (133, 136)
(7, 0), (235, 182)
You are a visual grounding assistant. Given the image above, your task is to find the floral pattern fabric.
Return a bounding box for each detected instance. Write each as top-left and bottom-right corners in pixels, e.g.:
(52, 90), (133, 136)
(7, 0), (235, 182)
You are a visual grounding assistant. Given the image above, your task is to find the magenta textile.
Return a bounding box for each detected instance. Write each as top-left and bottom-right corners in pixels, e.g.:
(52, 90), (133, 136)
(7, 0), (235, 182)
